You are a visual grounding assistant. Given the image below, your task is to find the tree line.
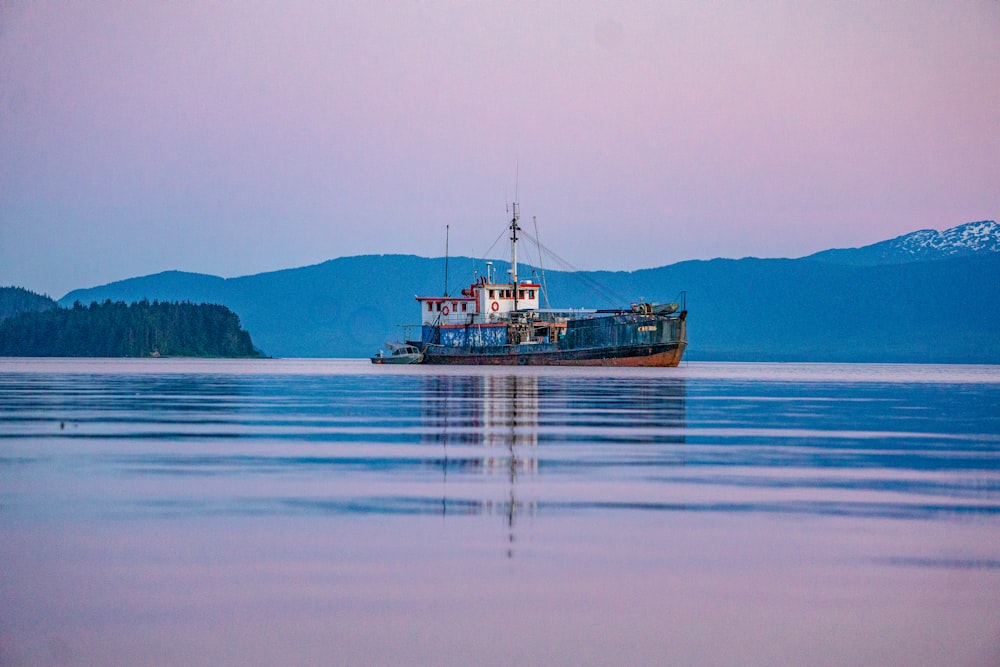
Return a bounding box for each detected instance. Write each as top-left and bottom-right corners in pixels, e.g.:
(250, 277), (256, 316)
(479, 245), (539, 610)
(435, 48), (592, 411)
(0, 298), (262, 357)
(0, 286), (57, 322)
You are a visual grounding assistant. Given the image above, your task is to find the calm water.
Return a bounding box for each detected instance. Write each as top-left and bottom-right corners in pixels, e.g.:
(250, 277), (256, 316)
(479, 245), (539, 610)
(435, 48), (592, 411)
(1, 359), (999, 666)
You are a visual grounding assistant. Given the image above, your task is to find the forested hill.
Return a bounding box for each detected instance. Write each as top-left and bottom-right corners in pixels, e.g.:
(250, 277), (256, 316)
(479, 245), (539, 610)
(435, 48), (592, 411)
(0, 299), (262, 357)
(0, 286), (57, 321)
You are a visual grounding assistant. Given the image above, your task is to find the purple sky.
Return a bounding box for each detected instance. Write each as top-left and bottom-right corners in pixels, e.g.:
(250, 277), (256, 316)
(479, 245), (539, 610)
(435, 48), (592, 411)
(2, 2), (998, 299)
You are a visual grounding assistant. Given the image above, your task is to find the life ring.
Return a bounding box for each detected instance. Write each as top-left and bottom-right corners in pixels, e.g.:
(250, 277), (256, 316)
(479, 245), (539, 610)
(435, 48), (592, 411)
(441, 305), (450, 316)
(491, 301), (500, 312)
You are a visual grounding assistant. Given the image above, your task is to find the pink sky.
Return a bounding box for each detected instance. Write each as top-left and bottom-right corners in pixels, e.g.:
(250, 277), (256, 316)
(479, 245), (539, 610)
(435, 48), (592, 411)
(1, 1), (998, 298)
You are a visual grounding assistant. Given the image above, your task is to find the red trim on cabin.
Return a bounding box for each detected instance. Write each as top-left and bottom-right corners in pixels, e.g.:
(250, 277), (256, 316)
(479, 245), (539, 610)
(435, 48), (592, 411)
(415, 296), (476, 303)
(437, 323), (507, 330)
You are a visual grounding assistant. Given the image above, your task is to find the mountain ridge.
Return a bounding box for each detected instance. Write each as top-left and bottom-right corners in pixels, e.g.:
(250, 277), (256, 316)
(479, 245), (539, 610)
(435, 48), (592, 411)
(804, 220), (999, 265)
(60, 220), (1000, 307)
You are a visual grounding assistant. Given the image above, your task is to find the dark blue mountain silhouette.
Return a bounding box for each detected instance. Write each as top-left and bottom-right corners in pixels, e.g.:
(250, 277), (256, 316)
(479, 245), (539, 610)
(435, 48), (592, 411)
(59, 226), (1000, 362)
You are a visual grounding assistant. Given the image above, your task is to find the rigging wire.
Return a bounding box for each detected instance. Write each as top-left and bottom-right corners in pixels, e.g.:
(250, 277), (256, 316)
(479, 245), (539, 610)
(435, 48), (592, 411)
(479, 223), (511, 266)
(533, 215), (551, 309)
(518, 228), (630, 305)
(444, 220), (510, 296)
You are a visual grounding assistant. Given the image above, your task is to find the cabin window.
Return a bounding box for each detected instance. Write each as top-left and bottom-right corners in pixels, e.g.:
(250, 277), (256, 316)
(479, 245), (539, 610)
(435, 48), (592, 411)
(489, 289), (495, 298)
(427, 303), (433, 312)
(461, 303), (467, 312)
(452, 302), (457, 311)
(528, 290), (535, 299)
(518, 290), (525, 299)
(435, 302), (441, 311)
(505, 289), (512, 298)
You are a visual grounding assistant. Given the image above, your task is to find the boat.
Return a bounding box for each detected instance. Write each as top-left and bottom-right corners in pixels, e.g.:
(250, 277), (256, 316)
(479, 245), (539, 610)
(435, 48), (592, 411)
(402, 203), (688, 367)
(370, 341), (424, 364)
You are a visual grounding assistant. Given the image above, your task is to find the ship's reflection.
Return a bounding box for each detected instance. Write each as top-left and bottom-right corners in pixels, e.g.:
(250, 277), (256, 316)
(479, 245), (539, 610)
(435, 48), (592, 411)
(421, 373), (687, 556)
(422, 374), (539, 455)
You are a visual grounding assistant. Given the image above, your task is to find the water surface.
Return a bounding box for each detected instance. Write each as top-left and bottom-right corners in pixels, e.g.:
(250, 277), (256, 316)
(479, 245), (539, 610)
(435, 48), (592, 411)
(2, 359), (998, 665)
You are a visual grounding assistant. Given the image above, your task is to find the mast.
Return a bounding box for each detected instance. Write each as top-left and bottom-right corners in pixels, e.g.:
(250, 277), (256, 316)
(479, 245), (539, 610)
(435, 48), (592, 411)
(444, 224), (450, 297)
(510, 201), (520, 310)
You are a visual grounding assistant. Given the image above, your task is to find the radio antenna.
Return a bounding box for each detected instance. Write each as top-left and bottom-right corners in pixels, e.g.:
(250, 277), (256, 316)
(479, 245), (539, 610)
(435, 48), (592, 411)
(514, 162), (519, 204)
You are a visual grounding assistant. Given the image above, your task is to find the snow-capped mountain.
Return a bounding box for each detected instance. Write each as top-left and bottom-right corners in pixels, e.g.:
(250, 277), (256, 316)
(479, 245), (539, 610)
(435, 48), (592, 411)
(805, 220), (1000, 265)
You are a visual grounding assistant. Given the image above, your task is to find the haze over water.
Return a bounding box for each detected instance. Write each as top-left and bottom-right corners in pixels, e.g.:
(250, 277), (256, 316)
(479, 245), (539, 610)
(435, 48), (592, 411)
(2, 359), (999, 666)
